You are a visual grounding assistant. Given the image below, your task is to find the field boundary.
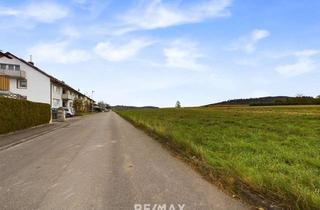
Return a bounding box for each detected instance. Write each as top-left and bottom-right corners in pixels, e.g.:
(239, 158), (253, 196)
(116, 111), (291, 210)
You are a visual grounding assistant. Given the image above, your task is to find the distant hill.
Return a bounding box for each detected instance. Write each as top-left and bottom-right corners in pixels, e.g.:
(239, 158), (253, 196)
(112, 105), (159, 110)
(204, 96), (320, 107)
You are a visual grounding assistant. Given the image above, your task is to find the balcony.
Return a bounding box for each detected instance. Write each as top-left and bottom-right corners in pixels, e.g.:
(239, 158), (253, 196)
(0, 69), (26, 79)
(62, 92), (74, 100)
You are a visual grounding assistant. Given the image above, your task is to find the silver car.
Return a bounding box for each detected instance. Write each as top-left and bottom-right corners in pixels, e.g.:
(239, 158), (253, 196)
(63, 107), (75, 117)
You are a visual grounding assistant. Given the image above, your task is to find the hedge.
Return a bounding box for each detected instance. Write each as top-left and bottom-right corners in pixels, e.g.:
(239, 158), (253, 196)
(0, 97), (51, 134)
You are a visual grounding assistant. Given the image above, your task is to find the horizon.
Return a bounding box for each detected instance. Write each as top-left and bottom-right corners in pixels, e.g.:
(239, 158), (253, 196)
(112, 95), (320, 108)
(1, 0), (319, 107)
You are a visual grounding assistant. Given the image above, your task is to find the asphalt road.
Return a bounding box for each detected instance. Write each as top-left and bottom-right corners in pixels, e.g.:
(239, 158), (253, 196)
(0, 112), (249, 210)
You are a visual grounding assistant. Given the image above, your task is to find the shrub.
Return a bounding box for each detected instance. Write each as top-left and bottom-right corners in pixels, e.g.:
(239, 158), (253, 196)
(74, 98), (91, 113)
(0, 97), (51, 134)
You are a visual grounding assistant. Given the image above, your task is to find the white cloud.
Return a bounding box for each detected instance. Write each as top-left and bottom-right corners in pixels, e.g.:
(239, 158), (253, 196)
(234, 58), (259, 67)
(61, 26), (81, 39)
(94, 38), (156, 62)
(230, 29), (270, 53)
(112, 0), (232, 34)
(0, 2), (69, 23)
(29, 42), (90, 64)
(0, 7), (20, 16)
(72, 0), (111, 18)
(164, 40), (208, 71)
(275, 49), (319, 77)
(275, 59), (317, 77)
(293, 49), (320, 57)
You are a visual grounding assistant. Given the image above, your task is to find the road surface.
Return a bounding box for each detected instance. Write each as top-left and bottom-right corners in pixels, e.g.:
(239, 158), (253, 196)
(0, 112), (249, 210)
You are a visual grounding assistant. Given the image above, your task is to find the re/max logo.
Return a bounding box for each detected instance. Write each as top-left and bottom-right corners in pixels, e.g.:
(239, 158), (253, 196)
(134, 204), (185, 210)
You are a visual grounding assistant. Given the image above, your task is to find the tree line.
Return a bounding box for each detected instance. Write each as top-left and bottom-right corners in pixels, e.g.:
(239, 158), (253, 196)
(250, 95), (320, 106)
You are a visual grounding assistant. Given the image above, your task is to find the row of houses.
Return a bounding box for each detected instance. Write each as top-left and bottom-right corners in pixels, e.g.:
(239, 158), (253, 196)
(0, 51), (95, 112)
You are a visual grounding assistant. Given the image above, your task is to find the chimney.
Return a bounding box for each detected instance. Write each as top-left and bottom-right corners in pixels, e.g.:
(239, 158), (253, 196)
(28, 55), (34, 65)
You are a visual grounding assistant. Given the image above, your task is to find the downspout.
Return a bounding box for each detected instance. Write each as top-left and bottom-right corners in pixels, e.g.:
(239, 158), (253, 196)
(50, 81), (52, 107)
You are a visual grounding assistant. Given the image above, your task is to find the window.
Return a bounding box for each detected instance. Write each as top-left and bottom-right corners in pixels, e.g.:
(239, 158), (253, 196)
(0, 64), (6, 70)
(14, 65), (20, 71)
(53, 99), (60, 108)
(53, 85), (60, 93)
(17, 79), (27, 89)
(8, 65), (14, 70)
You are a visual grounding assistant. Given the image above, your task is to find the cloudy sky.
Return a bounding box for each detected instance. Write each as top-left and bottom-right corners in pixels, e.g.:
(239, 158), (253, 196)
(1, 0), (319, 107)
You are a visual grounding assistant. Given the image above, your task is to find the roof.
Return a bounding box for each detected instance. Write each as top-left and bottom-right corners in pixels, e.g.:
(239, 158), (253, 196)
(0, 51), (13, 59)
(4, 52), (95, 102)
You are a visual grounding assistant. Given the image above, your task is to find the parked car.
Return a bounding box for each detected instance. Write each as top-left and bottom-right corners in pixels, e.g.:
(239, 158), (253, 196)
(63, 107), (75, 117)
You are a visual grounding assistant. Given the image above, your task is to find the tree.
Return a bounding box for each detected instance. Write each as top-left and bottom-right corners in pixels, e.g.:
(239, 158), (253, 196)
(98, 101), (111, 110)
(316, 96), (320, 105)
(175, 100), (181, 108)
(105, 103), (111, 109)
(74, 98), (86, 113)
(98, 101), (106, 109)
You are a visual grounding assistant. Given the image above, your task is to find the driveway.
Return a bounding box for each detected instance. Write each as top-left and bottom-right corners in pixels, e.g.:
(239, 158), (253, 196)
(0, 112), (249, 210)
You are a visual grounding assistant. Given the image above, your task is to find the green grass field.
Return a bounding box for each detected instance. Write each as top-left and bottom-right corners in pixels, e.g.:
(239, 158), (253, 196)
(116, 106), (320, 210)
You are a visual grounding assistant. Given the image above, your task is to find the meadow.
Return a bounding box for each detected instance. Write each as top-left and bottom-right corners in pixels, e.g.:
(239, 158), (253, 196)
(116, 106), (320, 210)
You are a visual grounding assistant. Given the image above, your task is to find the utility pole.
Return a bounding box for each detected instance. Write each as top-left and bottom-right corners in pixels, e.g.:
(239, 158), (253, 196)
(91, 90), (95, 112)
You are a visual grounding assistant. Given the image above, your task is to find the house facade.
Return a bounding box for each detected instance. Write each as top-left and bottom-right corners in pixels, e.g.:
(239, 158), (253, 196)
(0, 51), (94, 111)
(0, 52), (51, 104)
(51, 82), (63, 108)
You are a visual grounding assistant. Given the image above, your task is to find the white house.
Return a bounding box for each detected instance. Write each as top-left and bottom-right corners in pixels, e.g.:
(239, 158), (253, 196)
(0, 51), (94, 110)
(0, 52), (51, 104)
(51, 79), (83, 113)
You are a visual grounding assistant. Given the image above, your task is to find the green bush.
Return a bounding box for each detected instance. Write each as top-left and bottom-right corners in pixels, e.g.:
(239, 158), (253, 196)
(0, 97), (51, 134)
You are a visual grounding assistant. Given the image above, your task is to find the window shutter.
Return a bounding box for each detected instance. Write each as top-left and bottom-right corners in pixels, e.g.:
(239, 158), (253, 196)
(0, 76), (9, 91)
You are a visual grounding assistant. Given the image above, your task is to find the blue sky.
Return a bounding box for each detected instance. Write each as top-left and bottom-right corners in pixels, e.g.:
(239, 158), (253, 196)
(1, 0), (320, 107)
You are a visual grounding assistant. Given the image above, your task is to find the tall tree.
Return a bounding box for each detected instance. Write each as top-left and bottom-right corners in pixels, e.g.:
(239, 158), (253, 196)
(175, 101), (181, 108)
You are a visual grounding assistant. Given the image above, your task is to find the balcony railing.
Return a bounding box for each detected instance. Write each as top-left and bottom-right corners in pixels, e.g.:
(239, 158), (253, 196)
(0, 69), (26, 78)
(62, 93), (74, 100)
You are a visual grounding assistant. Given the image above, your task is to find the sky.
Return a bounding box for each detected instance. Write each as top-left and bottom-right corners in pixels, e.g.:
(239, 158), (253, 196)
(0, 0), (320, 107)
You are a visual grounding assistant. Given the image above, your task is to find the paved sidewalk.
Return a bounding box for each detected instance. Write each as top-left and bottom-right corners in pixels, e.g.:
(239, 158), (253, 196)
(0, 119), (76, 150)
